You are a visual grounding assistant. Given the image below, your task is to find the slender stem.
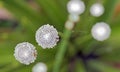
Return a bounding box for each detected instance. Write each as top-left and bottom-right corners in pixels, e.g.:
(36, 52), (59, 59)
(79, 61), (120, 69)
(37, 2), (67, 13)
(53, 29), (71, 72)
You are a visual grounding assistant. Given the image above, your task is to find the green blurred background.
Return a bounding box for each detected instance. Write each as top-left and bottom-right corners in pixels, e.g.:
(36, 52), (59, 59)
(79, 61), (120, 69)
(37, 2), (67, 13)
(0, 0), (120, 72)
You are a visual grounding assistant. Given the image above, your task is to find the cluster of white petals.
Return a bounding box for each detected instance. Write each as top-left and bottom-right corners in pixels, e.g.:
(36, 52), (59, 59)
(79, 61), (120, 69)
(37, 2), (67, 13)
(91, 22), (111, 41)
(67, 0), (85, 15)
(14, 42), (37, 65)
(35, 24), (59, 48)
(90, 3), (104, 17)
(32, 62), (47, 72)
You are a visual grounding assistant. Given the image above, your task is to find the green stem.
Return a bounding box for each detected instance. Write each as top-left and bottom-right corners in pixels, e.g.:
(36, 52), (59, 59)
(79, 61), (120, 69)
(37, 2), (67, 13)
(53, 29), (71, 72)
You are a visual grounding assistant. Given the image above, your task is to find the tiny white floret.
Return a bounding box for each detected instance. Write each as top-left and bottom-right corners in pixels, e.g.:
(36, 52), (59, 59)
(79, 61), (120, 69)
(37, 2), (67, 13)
(90, 3), (104, 17)
(67, 0), (85, 15)
(65, 20), (74, 30)
(68, 14), (80, 22)
(32, 62), (47, 72)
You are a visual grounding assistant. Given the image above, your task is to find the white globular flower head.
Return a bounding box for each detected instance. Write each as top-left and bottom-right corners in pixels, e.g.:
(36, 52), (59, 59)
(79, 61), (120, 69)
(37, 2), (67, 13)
(14, 42), (37, 65)
(32, 62), (47, 72)
(91, 22), (111, 41)
(67, 0), (85, 15)
(35, 24), (59, 49)
(90, 3), (104, 17)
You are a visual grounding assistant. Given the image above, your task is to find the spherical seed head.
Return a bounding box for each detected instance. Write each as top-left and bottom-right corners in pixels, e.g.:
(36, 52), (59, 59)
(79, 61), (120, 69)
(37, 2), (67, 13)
(32, 62), (47, 72)
(91, 22), (111, 41)
(90, 3), (104, 17)
(35, 24), (59, 49)
(67, 0), (85, 15)
(14, 42), (37, 65)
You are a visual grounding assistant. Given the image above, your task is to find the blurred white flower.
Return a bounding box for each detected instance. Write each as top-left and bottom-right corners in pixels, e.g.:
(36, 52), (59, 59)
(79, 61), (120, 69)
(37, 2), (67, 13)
(90, 3), (104, 17)
(35, 24), (59, 48)
(32, 62), (47, 72)
(67, 0), (85, 15)
(91, 22), (111, 41)
(14, 42), (37, 65)
(68, 14), (80, 22)
(65, 20), (74, 30)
